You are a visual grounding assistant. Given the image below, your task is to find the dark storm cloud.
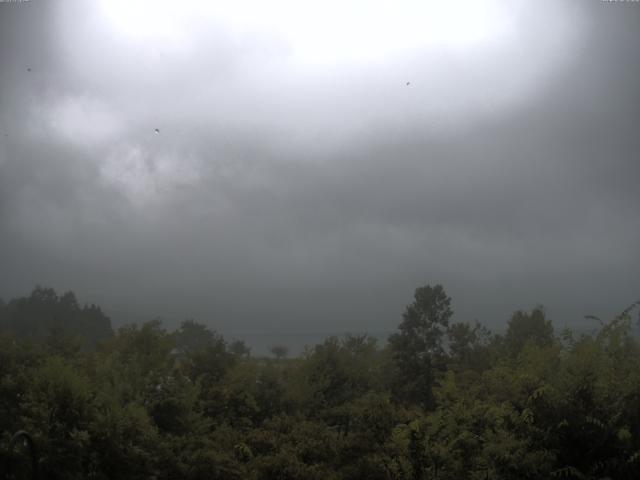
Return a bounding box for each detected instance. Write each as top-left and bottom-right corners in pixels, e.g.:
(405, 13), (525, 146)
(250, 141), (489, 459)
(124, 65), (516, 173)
(1, 0), (638, 342)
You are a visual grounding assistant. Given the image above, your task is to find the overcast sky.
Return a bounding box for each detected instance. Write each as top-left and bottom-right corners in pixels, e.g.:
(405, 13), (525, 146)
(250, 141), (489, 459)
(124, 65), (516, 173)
(0, 0), (638, 342)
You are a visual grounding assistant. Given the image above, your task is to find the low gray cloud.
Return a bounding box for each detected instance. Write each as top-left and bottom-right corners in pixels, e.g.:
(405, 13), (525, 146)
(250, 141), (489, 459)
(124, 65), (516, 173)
(1, 0), (638, 344)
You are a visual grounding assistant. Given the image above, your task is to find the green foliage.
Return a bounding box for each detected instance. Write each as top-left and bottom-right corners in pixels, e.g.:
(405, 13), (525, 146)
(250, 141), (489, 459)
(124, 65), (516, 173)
(504, 306), (554, 356)
(388, 284), (452, 408)
(0, 287), (112, 349)
(0, 287), (639, 479)
(174, 319), (220, 355)
(447, 320), (494, 372)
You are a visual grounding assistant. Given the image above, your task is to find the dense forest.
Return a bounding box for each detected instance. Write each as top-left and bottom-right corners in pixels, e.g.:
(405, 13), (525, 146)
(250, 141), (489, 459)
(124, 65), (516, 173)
(1, 286), (639, 479)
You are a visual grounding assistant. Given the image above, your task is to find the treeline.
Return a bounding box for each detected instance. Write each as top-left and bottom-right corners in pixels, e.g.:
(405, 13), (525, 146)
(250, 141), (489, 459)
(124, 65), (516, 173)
(0, 286), (639, 479)
(0, 286), (112, 349)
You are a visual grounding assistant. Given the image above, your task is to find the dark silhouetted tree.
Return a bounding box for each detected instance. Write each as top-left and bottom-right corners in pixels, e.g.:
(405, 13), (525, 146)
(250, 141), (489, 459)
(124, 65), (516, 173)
(388, 284), (452, 409)
(174, 319), (217, 354)
(447, 320), (493, 372)
(504, 306), (554, 356)
(270, 345), (289, 360)
(0, 286), (112, 348)
(229, 339), (251, 358)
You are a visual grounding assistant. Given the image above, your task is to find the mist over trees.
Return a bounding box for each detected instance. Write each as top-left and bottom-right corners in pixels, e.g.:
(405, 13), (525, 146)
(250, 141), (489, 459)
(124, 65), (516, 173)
(1, 286), (639, 479)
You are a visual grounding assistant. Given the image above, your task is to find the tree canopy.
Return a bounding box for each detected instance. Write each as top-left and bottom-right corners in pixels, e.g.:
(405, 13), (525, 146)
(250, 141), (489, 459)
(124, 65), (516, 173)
(1, 286), (639, 479)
